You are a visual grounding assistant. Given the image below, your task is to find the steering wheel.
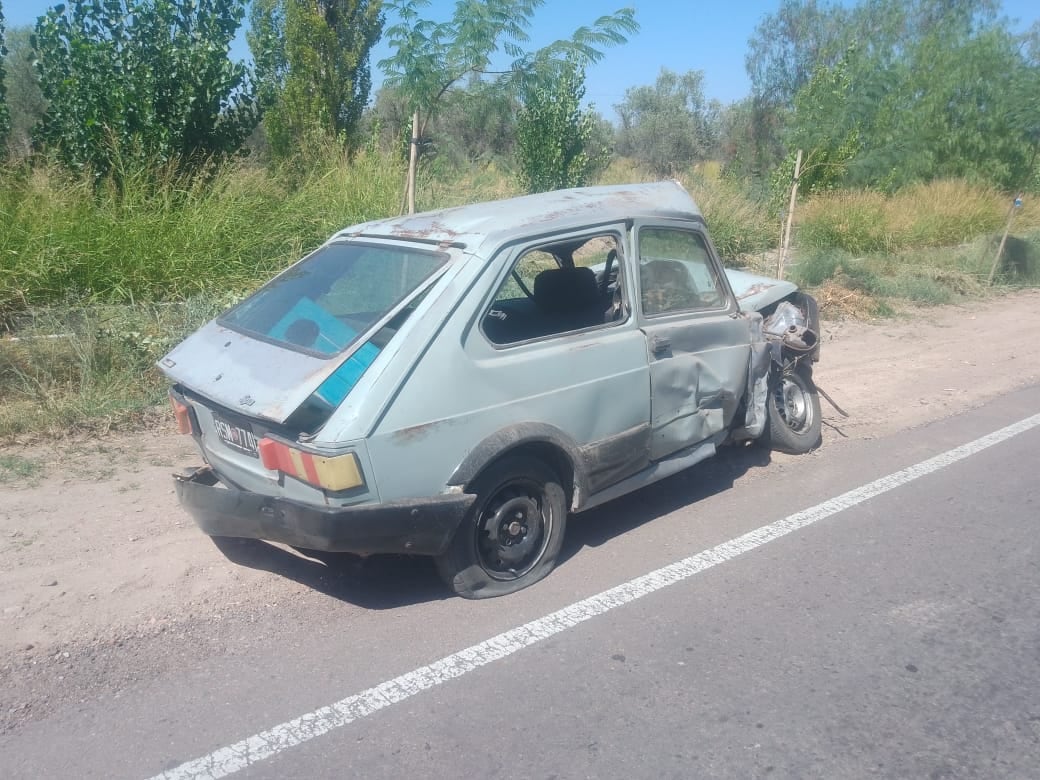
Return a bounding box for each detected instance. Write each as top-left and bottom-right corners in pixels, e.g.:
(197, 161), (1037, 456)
(600, 249), (618, 294)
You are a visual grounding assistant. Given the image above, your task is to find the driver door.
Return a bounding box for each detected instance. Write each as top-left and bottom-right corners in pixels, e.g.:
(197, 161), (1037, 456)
(632, 220), (753, 461)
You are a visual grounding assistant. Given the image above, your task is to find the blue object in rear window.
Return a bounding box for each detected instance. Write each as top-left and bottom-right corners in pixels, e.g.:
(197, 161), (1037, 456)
(267, 298), (358, 356)
(219, 242), (448, 358)
(314, 341), (382, 407)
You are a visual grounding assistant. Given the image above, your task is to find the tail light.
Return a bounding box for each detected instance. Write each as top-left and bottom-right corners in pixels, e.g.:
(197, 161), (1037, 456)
(170, 393), (194, 435)
(258, 438), (364, 492)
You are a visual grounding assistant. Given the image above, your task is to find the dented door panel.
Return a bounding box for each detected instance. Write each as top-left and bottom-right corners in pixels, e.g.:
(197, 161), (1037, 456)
(641, 318), (751, 460)
(631, 220), (752, 460)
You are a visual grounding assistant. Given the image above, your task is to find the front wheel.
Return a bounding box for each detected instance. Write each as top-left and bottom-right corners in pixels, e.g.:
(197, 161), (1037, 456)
(766, 363), (822, 454)
(436, 455), (567, 599)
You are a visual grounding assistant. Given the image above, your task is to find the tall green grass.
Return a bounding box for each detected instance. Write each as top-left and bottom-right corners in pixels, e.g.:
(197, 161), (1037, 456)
(686, 176), (776, 261)
(1, 150), (405, 436)
(1, 150), (403, 326)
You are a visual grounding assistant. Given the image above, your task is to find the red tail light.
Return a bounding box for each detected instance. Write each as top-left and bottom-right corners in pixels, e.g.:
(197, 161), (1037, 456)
(258, 438), (364, 492)
(169, 393), (193, 435)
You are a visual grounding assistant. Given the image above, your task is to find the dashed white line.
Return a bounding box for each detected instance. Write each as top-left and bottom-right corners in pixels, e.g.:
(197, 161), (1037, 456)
(151, 411), (1040, 780)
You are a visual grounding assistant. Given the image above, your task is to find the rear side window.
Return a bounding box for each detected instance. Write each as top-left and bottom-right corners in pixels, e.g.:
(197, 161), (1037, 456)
(221, 242), (447, 357)
(482, 234), (624, 345)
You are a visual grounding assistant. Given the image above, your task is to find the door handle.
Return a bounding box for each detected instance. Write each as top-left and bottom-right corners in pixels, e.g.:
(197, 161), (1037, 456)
(650, 335), (671, 355)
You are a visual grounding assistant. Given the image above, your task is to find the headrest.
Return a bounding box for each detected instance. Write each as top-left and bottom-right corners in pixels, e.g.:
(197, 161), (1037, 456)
(533, 266), (600, 313)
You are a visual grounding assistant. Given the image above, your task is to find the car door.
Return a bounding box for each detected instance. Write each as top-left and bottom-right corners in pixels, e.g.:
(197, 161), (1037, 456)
(464, 227), (653, 493)
(632, 219), (753, 461)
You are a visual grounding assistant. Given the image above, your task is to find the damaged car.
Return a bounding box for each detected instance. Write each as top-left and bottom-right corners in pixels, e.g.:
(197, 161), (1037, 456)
(160, 181), (821, 598)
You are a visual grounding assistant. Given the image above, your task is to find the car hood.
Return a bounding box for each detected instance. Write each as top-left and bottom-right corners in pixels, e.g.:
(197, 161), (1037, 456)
(724, 269), (799, 312)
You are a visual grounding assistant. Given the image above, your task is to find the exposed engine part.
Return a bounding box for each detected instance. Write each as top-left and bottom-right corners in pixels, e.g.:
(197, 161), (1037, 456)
(764, 300), (819, 357)
(763, 300), (806, 335)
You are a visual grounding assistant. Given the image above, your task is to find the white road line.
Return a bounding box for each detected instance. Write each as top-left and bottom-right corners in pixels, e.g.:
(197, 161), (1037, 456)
(151, 411), (1040, 780)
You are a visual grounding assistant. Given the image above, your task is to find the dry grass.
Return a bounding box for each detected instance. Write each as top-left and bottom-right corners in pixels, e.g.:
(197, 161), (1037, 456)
(797, 179), (1035, 255)
(813, 277), (888, 320)
(594, 157), (658, 186)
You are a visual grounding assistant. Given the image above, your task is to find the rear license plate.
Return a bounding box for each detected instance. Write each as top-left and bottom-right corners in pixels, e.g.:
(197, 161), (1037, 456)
(213, 414), (260, 458)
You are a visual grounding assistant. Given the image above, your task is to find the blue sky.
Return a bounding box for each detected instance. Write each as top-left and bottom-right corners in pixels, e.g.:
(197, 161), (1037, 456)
(4, 0), (1039, 113)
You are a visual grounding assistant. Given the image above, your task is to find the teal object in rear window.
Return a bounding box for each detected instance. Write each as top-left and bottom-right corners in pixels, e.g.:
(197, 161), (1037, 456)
(267, 299), (355, 356)
(267, 298), (380, 407)
(314, 341), (381, 407)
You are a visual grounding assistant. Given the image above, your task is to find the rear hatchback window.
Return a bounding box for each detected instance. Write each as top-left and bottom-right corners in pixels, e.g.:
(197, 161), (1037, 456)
(221, 242), (448, 357)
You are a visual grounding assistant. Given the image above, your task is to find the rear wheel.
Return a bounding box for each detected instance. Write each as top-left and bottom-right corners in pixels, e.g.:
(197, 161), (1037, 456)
(436, 455), (567, 599)
(766, 363), (822, 454)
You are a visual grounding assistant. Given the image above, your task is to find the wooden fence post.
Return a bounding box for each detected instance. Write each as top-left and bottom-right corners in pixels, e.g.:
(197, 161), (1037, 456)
(777, 149), (803, 280)
(406, 110), (420, 215)
(987, 193), (1023, 285)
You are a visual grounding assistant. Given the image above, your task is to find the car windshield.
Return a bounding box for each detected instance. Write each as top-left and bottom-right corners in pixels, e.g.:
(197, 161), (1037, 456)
(220, 242), (448, 357)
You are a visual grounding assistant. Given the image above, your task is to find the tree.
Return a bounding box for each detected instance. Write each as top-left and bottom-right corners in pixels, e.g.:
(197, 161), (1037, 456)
(614, 68), (721, 176)
(380, 0), (638, 212)
(248, 0), (383, 159)
(436, 79), (519, 167)
(3, 26), (47, 158)
(32, 0), (257, 176)
(742, 0), (1003, 178)
(781, 45), (863, 194)
(745, 0), (851, 110)
(781, 9), (1040, 192)
(742, 0), (851, 175)
(0, 1), (9, 152)
(367, 80), (519, 170)
(515, 60), (605, 193)
(718, 99), (759, 181)
(1011, 21), (1040, 189)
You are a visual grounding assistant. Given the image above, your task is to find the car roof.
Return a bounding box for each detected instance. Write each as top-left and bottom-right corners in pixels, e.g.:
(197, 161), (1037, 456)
(332, 181), (703, 251)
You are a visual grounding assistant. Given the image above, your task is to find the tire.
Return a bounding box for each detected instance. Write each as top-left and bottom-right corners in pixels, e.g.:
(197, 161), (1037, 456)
(766, 363), (822, 455)
(435, 455), (567, 599)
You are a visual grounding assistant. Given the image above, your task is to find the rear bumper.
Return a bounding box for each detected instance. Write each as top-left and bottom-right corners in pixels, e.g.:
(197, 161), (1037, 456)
(173, 466), (473, 556)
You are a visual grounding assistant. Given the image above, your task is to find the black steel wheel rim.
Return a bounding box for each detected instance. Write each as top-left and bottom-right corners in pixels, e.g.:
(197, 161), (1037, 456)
(474, 477), (551, 581)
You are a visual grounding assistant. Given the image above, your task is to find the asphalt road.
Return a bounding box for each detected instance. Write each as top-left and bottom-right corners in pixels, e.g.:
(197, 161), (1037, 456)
(5, 384), (1040, 779)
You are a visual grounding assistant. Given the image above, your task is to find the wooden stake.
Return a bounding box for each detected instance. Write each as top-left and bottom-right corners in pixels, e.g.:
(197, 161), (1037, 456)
(406, 110), (419, 215)
(987, 193), (1022, 285)
(778, 149), (803, 280)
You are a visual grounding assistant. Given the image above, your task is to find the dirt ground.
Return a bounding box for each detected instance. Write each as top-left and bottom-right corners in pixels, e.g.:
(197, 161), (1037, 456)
(2, 289), (1039, 665)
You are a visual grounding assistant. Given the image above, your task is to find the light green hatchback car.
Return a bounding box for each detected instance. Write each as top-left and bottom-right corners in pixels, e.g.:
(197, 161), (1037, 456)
(160, 182), (821, 598)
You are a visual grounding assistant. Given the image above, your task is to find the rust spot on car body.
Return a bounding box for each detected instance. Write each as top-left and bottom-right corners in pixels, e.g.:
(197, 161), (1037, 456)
(393, 419), (447, 443)
(389, 219), (462, 240)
